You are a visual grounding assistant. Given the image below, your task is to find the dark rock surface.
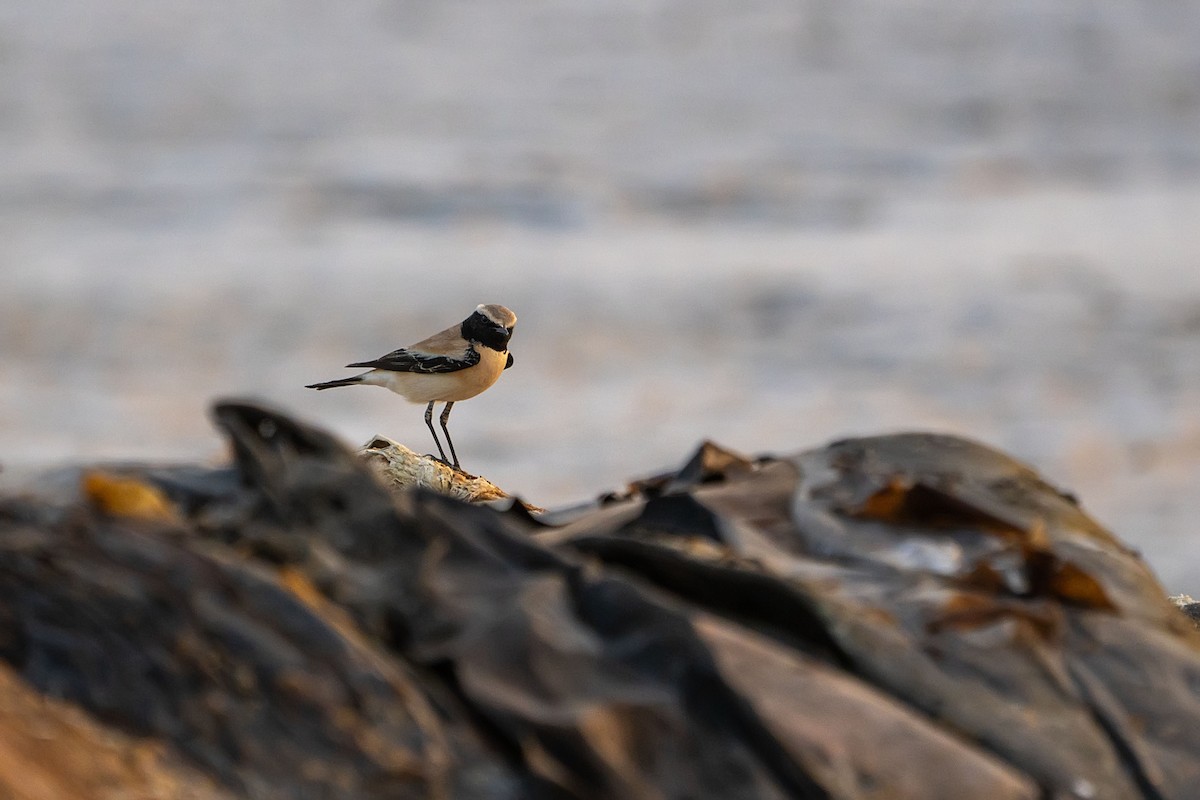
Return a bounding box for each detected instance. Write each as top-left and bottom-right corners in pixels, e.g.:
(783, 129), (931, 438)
(1, 401), (1198, 799)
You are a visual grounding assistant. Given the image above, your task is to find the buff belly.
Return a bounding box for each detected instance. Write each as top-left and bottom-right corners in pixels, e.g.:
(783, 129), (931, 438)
(363, 347), (509, 404)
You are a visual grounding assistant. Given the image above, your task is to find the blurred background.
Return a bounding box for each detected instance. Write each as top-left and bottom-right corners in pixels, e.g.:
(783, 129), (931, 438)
(1, 2), (1199, 587)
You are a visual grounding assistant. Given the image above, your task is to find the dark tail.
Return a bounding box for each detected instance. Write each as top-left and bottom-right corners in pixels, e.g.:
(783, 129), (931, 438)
(305, 376), (363, 390)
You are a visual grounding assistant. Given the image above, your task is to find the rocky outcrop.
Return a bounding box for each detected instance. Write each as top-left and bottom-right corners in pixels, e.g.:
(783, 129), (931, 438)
(1, 401), (1197, 799)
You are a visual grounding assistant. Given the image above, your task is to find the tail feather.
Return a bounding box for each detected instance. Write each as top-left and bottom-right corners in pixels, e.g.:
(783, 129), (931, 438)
(305, 376), (364, 390)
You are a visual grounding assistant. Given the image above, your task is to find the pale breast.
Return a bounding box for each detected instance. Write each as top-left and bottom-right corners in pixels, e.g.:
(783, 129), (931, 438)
(375, 346), (509, 403)
(452, 346), (509, 400)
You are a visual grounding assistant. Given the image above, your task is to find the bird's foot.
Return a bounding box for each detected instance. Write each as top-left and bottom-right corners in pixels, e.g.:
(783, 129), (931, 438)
(426, 453), (472, 476)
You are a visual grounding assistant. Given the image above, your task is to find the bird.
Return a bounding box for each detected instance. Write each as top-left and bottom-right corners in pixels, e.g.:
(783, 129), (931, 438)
(306, 304), (517, 470)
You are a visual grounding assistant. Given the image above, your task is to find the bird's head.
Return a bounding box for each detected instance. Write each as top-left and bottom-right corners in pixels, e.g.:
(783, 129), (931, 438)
(463, 304), (517, 351)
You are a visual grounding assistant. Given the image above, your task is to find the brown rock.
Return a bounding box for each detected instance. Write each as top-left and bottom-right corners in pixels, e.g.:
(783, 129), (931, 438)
(0, 403), (1196, 799)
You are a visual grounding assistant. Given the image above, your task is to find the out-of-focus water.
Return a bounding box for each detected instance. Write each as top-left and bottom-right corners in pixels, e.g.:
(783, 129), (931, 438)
(2, 2), (1200, 588)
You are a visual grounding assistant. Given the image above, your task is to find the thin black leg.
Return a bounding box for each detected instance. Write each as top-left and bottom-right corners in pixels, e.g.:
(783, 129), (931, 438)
(440, 401), (460, 469)
(424, 401), (449, 463)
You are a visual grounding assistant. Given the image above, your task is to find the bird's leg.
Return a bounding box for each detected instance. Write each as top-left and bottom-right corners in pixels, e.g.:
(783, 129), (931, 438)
(424, 401), (449, 463)
(439, 401), (461, 469)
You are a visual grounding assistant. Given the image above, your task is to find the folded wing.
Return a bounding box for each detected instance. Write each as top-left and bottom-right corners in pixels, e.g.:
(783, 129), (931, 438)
(348, 345), (481, 374)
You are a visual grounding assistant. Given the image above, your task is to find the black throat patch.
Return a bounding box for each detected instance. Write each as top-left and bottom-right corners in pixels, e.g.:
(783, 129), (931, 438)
(461, 311), (511, 352)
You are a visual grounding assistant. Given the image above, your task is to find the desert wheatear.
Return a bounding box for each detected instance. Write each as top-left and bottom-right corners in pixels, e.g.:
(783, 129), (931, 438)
(306, 304), (516, 469)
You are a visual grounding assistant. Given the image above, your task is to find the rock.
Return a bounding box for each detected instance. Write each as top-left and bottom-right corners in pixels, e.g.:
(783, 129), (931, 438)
(0, 662), (234, 800)
(0, 401), (1197, 799)
(359, 434), (541, 511)
(1169, 595), (1200, 631)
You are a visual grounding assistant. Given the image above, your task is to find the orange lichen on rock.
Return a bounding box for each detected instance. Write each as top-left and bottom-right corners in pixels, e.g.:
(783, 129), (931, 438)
(81, 471), (178, 522)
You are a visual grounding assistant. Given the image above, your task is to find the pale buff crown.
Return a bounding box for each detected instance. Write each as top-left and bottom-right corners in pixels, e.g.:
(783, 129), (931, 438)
(477, 304), (517, 330)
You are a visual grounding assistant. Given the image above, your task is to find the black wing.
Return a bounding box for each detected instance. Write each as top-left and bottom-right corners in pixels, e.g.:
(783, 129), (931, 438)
(505, 353), (514, 369)
(347, 345), (480, 374)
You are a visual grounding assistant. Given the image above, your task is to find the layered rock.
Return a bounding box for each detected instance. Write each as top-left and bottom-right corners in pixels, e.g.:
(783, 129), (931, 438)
(0, 401), (1196, 799)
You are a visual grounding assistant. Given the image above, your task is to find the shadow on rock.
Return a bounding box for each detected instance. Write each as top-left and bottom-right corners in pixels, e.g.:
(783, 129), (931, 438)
(1, 401), (1197, 800)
